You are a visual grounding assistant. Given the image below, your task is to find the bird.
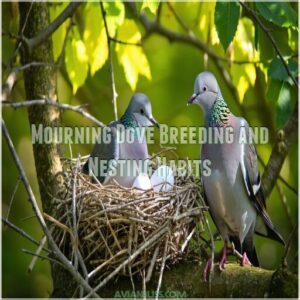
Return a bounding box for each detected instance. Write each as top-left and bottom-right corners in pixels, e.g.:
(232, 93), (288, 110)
(83, 93), (159, 187)
(187, 71), (284, 279)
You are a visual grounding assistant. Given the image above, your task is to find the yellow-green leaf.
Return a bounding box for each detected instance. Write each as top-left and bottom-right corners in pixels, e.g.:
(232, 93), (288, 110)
(198, 1), (219, 45)
(65, 27), (88, 94)
(83, 3), (108, 76)
(141, 1), (160, 14)
(116, 20), (151, 90)
(104, 1), (125, 37)
(231, 18), (258, 102)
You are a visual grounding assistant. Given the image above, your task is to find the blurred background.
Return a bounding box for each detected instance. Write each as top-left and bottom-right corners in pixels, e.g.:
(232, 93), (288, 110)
(2, 1), (298, 297)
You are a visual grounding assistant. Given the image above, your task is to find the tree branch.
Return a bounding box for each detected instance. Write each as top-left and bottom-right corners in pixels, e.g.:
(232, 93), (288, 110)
(24, 2), (81, 52)
(2, 99), (105, 127)
(239, 1), (298, 87)
(99, 262), (297, 298)
(126, 2), (245, 115)
(2, 217), (51, 254)
(2, 119), (100, 298)
(100, 2), (118, 121)
(262, 102), (298, 198)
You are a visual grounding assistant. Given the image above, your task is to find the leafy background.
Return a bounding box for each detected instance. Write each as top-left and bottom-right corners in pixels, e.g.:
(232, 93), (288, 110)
(2, 1), (298, 297)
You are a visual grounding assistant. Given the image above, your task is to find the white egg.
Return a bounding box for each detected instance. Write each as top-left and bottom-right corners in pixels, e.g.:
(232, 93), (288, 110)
(150, 166), (174, 192)
(132, 173), (152, 191)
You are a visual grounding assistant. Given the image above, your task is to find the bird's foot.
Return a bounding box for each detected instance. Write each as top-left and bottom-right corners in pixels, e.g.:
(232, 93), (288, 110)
(203, 257), (212, 282)
(232, 248), (252, 266)
(219, 244), (228, 271)
(240, 252), (252, 267)
(218, 242), (234, 270)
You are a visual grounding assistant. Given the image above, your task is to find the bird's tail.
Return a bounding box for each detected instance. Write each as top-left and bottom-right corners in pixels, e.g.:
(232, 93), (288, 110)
(254, 189), (285, 246)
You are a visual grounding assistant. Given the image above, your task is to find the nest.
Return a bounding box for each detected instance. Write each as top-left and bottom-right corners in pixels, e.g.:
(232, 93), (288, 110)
(52, 154), (206, 286)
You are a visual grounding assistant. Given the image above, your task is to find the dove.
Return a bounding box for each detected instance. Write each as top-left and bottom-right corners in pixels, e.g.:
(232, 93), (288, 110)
(83, 93), (159, 187)
(188, 71), (284, 279)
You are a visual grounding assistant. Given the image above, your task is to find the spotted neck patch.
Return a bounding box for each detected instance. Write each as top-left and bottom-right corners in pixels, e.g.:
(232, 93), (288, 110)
(208, 96), (231, 127)
(120, 113), (139, 129)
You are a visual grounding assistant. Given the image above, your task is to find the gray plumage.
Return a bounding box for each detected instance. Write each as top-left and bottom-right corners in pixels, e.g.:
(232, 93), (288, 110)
(188, 71), (284, 266)
(83, 93), (159, 187)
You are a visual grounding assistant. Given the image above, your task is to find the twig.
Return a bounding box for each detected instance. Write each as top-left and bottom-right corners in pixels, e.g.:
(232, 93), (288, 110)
(204, 211), (215, 290)
(258, 155), (297, 195)
(156, 2), (163, 23)
(167, 2), (190, 33)
(2, 30), (20, 40)
(100, 2), (118, 121)
(110, 37), (142, 47)
(2, 63), (56, 101)
(2, 119), (100, 297)
(239, 1), (298, 87)
(22, 248), (62, 266)
(145, 245), (160, 282)
(83, 223), (170, 298)
(6, 1), (34, 70)
(283, 224), (297, 267)
(155, 235), (169, 300)
(5, 176), (21, 220)
(71, 156), (80, 270)
(28, 235), (48, 273)
(2, 99), (105, 127)
(24, 2), (82, 52)
(2, 217), (51, 254)
(262, 103), (298, 198)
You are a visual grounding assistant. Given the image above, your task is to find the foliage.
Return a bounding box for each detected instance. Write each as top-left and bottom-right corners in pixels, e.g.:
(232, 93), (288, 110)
(2, 1), (298, 297)
(214, 1), (240, 51)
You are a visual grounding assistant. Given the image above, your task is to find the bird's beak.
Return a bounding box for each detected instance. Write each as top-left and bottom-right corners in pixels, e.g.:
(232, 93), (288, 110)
(148, 116), (160, 128)
(187, 93), (198, 105)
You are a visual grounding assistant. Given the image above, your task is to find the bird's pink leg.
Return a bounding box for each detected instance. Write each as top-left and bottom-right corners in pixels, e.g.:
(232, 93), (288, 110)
(203, 242), (232, 281)
(219, 242), (230, 270)
(203, 257), (212, 282)
(240, 252), (252, 267)
(231, 244), (252, 266)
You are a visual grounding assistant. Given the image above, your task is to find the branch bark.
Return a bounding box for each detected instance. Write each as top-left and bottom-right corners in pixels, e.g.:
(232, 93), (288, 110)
(23, 2), (81, 53)
(18, 3), (87, 297)
(262, 102), (298, 198)
(98, 262), (297, 298)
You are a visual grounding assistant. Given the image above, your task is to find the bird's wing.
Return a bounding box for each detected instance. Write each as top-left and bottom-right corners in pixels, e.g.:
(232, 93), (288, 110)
(238, 118), (284, 245)
(82, 121), (120, 183)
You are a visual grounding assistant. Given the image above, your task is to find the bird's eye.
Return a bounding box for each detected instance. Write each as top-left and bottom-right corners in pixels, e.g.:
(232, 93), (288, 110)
(203, 87), (207, 92)
(140, 109), (144, 115)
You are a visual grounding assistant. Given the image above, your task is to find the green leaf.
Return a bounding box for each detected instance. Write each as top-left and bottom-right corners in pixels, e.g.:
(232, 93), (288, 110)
(215, 1), (240, 51)
(266, 79), (282, 103)
(276, 82), (294, 128)
(83, 3), (108, 76)
(231, 18), (257, 102)
(65, 27), (88, 94)
(141, 1), (160, 14)
(266, 80), (296, 128)
(268, 57), (298, 85)
(255, 2), (297, 28)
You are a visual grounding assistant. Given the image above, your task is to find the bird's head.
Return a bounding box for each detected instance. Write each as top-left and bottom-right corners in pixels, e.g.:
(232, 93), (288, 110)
(127, 93), (160, 128)
(187, 71), (221, 114)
